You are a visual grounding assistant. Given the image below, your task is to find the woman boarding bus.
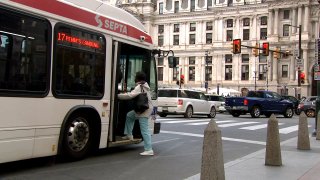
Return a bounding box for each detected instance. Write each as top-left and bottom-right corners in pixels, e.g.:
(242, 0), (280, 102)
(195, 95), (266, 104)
(0, 0), (159, 163)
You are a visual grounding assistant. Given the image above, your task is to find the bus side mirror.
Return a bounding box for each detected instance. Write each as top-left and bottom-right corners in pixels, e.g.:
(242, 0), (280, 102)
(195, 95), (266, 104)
(168, 56), (177, 68)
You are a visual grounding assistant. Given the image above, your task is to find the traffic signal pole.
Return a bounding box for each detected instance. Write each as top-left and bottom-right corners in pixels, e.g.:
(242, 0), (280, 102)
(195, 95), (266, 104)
(297, 25), (302, 99)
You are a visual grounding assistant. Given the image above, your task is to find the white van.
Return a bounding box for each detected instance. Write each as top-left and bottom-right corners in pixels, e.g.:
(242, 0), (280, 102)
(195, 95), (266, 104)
(157, 88), (217, 118)
(205, 94), (226, 113)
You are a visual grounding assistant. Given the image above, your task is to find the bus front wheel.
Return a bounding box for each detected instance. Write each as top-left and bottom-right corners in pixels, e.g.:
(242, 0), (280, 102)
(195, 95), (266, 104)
(62, 114), (92, 160)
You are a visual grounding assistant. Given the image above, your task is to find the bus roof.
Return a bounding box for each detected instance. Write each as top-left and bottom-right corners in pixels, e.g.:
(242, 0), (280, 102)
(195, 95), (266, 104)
(3, 0), (152, 44)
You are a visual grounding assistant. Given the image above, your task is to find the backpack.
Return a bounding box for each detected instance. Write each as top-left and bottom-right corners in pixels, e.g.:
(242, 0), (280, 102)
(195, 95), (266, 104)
(133, 85), (149, 113)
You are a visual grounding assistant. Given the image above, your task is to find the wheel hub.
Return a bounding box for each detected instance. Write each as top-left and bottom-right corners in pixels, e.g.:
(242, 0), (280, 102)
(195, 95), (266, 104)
(67, 119), (89, 152)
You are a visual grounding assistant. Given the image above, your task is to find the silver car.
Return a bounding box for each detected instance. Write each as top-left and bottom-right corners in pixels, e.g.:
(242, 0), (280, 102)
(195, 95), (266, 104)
(297, 96), (317, 117)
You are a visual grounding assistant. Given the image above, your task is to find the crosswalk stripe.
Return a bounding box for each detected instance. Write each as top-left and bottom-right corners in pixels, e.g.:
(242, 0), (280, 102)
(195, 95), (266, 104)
(186, 120), (236, 125)
(240, 123), (284, 130)
(160, 119), (212, 123)
(219, 122), (259, 127)
(279, 125), (311, 134)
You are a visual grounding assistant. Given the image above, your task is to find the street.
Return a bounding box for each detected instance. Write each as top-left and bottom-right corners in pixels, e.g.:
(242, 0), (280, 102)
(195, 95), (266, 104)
(0, 113), (315, 180)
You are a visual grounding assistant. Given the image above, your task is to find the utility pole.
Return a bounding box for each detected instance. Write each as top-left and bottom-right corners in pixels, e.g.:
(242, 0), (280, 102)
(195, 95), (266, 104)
(205, 51), (209, 93)
(297, 24), (302, 100)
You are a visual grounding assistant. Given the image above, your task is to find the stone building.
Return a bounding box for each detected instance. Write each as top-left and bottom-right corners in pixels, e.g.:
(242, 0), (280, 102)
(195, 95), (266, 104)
(118, 0), (320, 97)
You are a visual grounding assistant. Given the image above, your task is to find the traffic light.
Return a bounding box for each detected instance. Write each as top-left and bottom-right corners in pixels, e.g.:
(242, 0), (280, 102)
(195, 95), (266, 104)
(262, 42), (269, 56)
(253, 43), (259, 57)
(180, 74), (185, 84)
(273, 48), (280, 59)
(282, 51), (290, 58)
(232, 39), (241, 54)
(300, 72), (305, 84)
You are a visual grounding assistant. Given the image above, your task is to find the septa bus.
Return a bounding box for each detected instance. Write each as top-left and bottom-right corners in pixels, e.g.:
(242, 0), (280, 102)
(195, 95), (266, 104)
(0, 0), (160, 163)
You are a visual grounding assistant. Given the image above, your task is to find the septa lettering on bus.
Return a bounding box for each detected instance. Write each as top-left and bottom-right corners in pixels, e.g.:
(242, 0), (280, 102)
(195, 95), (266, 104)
(95, 15), (128, 35)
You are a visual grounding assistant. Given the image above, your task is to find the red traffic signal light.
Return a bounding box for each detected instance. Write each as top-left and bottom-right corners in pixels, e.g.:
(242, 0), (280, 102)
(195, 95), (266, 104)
(180, 74), (185, 84)
(232, 39), (241, 54)
(300, 72), (305, 84)
(262, 42), (269, 56)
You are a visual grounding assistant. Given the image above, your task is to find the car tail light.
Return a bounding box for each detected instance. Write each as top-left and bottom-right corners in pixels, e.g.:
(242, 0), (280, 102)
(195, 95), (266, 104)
(244, 99), (248, 106)
(178, 99), (183, 105)
(298, 103), (304, 109)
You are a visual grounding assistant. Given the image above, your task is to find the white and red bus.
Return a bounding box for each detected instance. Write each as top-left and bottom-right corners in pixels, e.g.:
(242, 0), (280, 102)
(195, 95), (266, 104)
(0, 0), (160, 163)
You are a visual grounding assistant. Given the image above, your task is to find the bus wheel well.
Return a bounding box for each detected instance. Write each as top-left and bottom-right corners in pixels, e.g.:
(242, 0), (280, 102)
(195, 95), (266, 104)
(58, 107), (101, 160)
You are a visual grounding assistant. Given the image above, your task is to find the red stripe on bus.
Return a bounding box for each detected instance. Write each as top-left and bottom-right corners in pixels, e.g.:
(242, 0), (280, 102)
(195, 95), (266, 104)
(10, 0), (152, 44)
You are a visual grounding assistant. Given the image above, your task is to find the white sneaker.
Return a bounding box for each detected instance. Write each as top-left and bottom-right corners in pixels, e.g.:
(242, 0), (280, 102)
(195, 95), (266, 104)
(121, 135), (133, 140)
(140, 150), (154, 156)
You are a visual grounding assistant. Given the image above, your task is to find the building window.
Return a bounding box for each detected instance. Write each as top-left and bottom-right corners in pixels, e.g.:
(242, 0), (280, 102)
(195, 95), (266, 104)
(241, 65), (249, 80)
(189, 67), (195, 81)
(225, 65), (232, 80)
(260, 28), (267, 40)
(242, 54), (249, 63)
(206, 33), (212, 44)
(243, 29), (250, 40)
(159, 2), (163, 14)
(158, 57), (164, 65)
(205, 66), (212, 81)
(158, 25), (164, 34)
(243, 18), (250, 26)
(225, 54), (233, 63)
(283, 24), (290, 37)
(226, 30), (233, 41)
(173, 67), (179, 80)
(173, 35), (179, 45)
(283, 10), (290, 19)
(191, 0), (195, 12)
(158, 35), (163, 46)
(227, 19), (233, 28)
(282, 65), (288, 78)
(258, 64), (267, 80)
(207, 0), (212, 7)
(190, 23), (196, 31)
(174, 24), (179, 32)
(259, 55), (267, 63)
(227, 0), (233, 6)
(189, 34), (196, 44)
(158, 67), (163, 81)
(206, 22), (213, 30)
(189, 56), (196, 65)
(261, 16), (267, 25)
(174, 1), (179, 13)
(206, 56), (212, 64)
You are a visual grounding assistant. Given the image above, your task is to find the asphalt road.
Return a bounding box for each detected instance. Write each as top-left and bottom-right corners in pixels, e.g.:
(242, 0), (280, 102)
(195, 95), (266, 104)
(0, 113), (316, 180)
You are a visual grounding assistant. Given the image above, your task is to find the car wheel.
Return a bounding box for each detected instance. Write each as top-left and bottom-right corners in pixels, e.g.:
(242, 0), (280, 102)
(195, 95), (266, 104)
(306, 109), (315, 117)
(208, 106), (216, 118)
(159, 113), (167, 117)
(295, 109), (301, 115)
(184, 106), (193, 118)
(62, 114), (92, 160)
(283, 107), (294, 118)
(231, 111), (240, 117)
(250, 106), (261, 118)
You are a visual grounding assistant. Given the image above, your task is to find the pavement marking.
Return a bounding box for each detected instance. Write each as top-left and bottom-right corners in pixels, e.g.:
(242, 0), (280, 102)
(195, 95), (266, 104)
(186, 120), (236, 125)
(159, 119), (212, 123)
(240, 123), (284, 130)
(153, 138), (181, 144)
(161, 130), (266, 145)
(279, 125), (311, 134)
(218, 121), (259, 127)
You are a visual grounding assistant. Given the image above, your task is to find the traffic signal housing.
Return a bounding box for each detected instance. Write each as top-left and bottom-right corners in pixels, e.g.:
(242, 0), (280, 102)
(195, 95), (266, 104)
(232, 39), (241, 54)
(253, 43), (259, 57)
(273, 48), (280, 59)
(300, 72), (305, 84)
(180, 74), (185, 84)
(262, 42), (269, 56)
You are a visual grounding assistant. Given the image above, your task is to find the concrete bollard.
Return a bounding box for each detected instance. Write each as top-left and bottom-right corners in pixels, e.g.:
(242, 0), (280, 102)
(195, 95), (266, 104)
(297, 111), (310, 150)
(200, 120), (225, 180)
(265, 114), (282, 166)
(316, 111), (320, 140)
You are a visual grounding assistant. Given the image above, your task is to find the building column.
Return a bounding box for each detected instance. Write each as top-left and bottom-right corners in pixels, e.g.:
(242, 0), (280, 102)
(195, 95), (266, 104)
(267, 9), (273, 36)
(304, 5), (309, 32)
(273, 8), (279, 35)
(290, 56), (295, 81)
(297, 5), (302, 27)
(292, 6), (297, 34)
(214, 18), (218, 41)
(272, 57), (278, 81)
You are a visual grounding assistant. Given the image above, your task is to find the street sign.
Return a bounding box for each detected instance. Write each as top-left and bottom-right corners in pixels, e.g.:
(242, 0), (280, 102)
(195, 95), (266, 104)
(294, 49), (299, 57)
(295, 58), (304, 70)
(315, 72), (320, 80)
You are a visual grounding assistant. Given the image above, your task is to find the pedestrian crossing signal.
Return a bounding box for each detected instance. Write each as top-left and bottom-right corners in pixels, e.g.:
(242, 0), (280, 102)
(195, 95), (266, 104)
(232, 39), (241, 54)
(273, 48), (280, 59)
(253, 43), (259, 57)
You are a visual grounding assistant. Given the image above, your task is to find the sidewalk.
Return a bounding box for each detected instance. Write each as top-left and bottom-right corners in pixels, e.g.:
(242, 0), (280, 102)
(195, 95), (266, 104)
(186, 136), (320, 180)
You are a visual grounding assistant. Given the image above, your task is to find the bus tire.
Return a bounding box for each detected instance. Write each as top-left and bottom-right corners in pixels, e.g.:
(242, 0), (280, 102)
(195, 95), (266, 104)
(61, 113), (93, 160)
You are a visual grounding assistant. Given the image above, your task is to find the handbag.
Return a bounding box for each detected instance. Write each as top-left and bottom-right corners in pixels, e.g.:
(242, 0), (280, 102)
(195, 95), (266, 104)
(133, 85), (149, 113)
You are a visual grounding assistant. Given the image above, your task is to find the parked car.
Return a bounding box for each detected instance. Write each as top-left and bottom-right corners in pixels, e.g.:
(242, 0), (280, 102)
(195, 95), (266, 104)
(297, 96), (317, 117)
(225, 90), (294, 118)
(282, 95), (300, 115)
(205, 94), (226, 113)
(157, 88), (217, 118)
